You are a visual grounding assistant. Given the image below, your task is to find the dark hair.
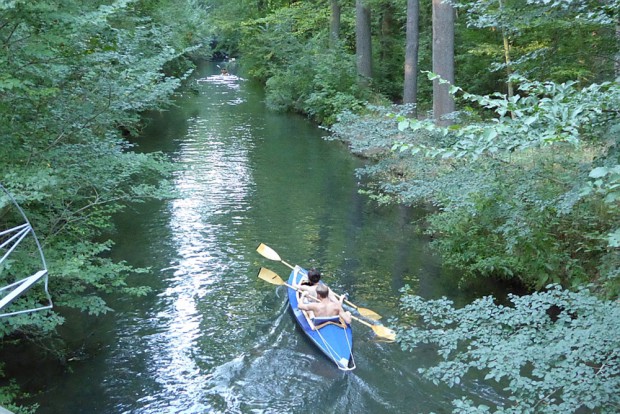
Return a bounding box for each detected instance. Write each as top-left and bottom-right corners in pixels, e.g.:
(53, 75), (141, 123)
(316, 284), (329, 299)
(307, 268), (321, 285)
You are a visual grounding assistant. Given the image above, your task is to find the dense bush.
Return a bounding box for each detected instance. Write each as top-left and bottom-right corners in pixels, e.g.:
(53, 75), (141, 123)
(396, 284), (620, 413)
(332, 77), (620, 296)
(0, 0), (207, 346)
(238, 4), (374, 125)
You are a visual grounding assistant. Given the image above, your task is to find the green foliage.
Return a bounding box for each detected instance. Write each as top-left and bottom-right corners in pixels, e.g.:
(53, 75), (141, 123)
(454, 25), (506, 97)
(0, 0), (207, 404)
(329, 105), (415, 158)
(238, 3), (375, 125)
(277, 44), (370, 125)
(396, 74), (620, 157)
(456, 0), (618, 84)
(396, 284), (620, 413)
(134, 0), (211, 60)
(238, 3), (330, 82)
(0, 0), (199, 341)
(0, 376), (38, 414)
(424, 159), (604, 290)
(383, 76), (620, 294)
(332, 74), (619, 294)
(0, 360), (36, 413)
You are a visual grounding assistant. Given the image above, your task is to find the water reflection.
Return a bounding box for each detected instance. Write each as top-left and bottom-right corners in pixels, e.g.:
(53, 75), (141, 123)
(196, 74), (243, 92)
(24, 62), (506, 413)
(133, 70), (255, 412)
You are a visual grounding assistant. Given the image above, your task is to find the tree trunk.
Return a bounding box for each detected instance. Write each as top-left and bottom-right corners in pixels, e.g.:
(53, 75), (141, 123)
(380, 3), (394, 62)
(432, 0), (455, 126)
(502, 32), (516, 119)
(499, 0), (514, 118)
(257, 0), (267, 13)
(615, 16), (620, 78)
(403, 0), (420, 114)
(356, 0), (372, 83)
(330, 0), (341, 48)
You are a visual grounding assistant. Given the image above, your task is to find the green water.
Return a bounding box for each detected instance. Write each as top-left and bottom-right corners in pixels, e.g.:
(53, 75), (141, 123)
(22, 62), (505, 413)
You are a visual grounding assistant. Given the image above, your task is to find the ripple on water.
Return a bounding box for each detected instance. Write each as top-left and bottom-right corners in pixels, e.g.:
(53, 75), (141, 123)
(119, 90), (264, 412)
(77, 64), (507, 414)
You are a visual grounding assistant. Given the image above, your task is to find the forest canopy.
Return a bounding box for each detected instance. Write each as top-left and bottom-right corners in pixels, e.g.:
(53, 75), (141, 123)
(0, 0), (209, 359)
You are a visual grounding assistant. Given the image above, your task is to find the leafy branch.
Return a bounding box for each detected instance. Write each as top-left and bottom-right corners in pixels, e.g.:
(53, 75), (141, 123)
(394, 72), (620, 160)
(396, 284), (620, 412)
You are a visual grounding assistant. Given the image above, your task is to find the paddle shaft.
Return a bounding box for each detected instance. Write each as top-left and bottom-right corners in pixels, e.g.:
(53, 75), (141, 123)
(261, 249), (368, 314)
(350, 315), (373, 328)
(293, 285), (392, 338)
(257, 267), (395, 340)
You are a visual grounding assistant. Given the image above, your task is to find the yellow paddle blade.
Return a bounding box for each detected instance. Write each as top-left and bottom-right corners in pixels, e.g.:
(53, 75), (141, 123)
(356, 307), (382, 321)
(371, 325), (396, 342)
(350, 315), (396, 341)
(338, 295), (382, 320)
(256, 267), (285, 286)
(256, 243), (282, 262)
(256, 243), (294, 269)
(258, 244), (383, 320)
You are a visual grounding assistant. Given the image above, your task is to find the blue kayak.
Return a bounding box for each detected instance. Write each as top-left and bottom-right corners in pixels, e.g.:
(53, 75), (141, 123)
(287, 266), (355, 371)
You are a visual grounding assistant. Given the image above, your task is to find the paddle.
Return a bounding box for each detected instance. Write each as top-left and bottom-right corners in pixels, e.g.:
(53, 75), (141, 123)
(256, 243), (383, 321)
(257, 267), (396, 342)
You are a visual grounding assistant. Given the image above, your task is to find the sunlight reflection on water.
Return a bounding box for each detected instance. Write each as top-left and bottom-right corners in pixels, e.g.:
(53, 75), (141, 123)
(132, 73), (255, 412)
(60, 62), (507, 414)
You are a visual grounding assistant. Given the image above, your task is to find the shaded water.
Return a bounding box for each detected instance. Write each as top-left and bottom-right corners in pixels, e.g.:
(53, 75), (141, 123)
(22, 62), (504, 413)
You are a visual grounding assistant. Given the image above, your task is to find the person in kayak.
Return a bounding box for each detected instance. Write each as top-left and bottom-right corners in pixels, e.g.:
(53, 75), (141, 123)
(295, 268), (338, 302)
(298, 284), (352, 325)
(300, 268), (321, 290)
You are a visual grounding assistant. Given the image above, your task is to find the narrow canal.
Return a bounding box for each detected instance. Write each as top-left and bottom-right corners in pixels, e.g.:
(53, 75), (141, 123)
(24, 62), (503, 413)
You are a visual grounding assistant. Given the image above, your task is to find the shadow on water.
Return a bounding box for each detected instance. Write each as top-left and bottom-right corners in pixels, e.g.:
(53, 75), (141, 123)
(11, 61), (512, 413)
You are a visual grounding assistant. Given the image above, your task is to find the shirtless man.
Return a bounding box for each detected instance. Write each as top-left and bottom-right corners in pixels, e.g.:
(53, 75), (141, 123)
(298, 284), (352, 325)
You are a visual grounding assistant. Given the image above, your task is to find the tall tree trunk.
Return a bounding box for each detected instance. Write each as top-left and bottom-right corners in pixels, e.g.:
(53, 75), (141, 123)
(615, 17), (620, 79)
(503, 34), (514, 98)
(257, 0), (267, 13)
(502, 32), (516, 119)
(356, 0), (372, 84)
(403, 0), (420, 115)
(432, 0), (455, 126)
(330, 0), (341, 48)
(499, 0), (514, 118)
(380, 3), (394, 62)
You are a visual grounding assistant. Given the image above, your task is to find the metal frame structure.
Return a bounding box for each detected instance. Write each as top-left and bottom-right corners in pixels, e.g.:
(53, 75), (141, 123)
(0, 184), (53, 317)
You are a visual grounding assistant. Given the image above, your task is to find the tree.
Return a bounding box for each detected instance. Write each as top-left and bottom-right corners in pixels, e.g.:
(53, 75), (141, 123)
(432, 0), (455, 125)
(330, 0), (341, 47)
(0, 0), (206, 337)
(0, 0), (212, 408)
(375, 0), (405, 100)
(616, 20), (620, 77)
(356, 0), (373, 83)
(456, 0), (619, 86)
(396, 284), (620, 412)
(237, 2), (367, 125)
(403, 0), (420, 114)
(390, 76), (620, 292)
(379, 1), (395, 64)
